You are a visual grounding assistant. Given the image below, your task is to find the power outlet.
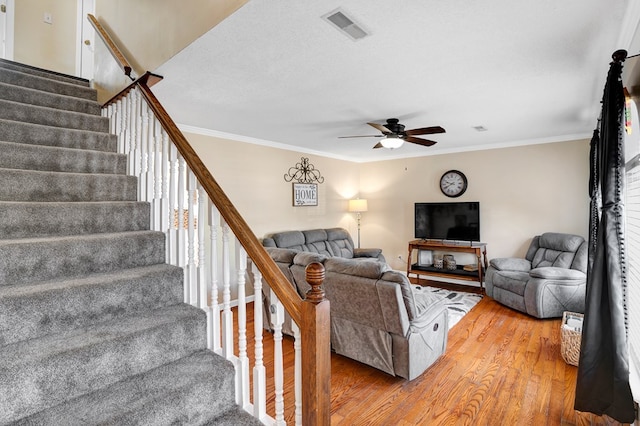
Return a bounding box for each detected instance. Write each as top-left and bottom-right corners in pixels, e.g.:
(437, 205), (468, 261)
(43, 12), (52, 24)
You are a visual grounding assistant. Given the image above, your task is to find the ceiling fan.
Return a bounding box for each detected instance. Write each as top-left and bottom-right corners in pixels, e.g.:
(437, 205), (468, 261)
(339, 118), (446, 149)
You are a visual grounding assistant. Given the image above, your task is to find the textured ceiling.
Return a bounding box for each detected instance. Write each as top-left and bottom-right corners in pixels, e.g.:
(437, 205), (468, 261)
(152, 0), (639, 162)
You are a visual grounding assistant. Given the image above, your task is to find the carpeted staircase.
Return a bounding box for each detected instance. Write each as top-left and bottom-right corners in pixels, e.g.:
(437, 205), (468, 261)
(0, 59), (260, 425)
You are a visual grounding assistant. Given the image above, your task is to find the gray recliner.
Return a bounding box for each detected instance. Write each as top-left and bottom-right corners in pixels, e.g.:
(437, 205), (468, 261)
(484, 232), (587, 318)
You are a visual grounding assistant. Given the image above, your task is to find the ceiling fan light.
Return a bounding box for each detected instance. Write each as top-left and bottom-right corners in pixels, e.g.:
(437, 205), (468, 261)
(380, 135), (404, 149)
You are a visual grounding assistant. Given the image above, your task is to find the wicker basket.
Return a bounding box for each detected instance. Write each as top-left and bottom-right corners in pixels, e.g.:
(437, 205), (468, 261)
(444, 254), (457, 270)
(433, 254), (444, 269)
(560, 311), (583, 366)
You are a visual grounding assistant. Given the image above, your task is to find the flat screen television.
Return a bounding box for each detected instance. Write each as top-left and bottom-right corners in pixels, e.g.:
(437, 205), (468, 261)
(415, 202), (480, 242)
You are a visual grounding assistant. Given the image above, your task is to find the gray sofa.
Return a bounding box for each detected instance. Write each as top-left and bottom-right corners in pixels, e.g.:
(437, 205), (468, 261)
(262, 247), (449, 380)
(484, 232), (587, 318)
(262, 227), (385, 262)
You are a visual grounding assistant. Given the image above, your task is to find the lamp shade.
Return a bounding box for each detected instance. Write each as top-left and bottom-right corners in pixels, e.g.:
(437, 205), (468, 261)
(348, 198), (368, 212)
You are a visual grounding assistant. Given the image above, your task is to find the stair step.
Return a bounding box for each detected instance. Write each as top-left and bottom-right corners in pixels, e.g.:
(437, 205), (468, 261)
(0, 81), (101, 115)
(0, 119), (117, 152)
(0, 66), (96, 100)
(0, 304), (207, 423)
(0, 99), (109, 132)
(0, 141), (126, 174)
(0, 264), (184, 346)
(0, 201), (150, 239)
(10, 350), (260, 426)
(0, 168), (137, 202)
(0, 58), (91, 87)
(0, 231), (166, 286)
(0, 61), (257, 424)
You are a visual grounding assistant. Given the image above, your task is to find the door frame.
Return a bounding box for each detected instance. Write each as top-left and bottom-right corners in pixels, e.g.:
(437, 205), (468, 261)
(75, 0), (95, 79)
(0, 0), (15, 60)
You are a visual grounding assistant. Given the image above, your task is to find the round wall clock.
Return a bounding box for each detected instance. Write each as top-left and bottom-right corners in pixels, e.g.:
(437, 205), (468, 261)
(440, 170), (468, 198)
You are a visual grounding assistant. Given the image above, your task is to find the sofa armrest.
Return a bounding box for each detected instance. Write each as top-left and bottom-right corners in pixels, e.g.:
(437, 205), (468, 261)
(354, 248), (385, 262)
(408, 298), (448, 332)
(489, 257), (531, 272)
(354, 247), (382, 258)
(264, 247), (298, 264)
(529, 267), (585, 281)
(262, 237), (276, 247)
(524, 268), (587, 318)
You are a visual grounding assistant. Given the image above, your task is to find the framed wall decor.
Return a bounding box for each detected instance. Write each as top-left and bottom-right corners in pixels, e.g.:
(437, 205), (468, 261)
(292, 183), (318, 206)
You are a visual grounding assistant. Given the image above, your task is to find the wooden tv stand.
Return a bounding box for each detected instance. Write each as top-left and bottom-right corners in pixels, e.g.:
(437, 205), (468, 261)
(407, 240), (488, 292)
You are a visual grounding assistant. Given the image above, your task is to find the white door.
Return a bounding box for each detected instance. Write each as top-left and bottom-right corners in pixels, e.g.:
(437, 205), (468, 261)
(75, 0), (95, 79)
(0, 0), (15, 60)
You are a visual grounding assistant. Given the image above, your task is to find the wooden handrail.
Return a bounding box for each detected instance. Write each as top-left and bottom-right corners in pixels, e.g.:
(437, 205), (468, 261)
(92, 13), (330, 422)
(87, 14), (133, 80)
(134, 74), (303, 324)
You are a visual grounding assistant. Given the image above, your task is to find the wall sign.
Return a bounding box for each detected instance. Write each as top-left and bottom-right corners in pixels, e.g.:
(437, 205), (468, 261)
(292, 183), (318, 206)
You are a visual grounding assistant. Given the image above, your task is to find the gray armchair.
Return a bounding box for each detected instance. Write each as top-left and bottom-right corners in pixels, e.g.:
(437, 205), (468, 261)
(485, 232), (587, 318)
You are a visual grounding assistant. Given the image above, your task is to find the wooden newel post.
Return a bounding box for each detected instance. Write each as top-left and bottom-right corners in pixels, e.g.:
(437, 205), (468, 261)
(301, 261), (331, 426)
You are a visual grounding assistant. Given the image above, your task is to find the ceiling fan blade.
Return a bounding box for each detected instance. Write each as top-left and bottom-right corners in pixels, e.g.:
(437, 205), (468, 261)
(405, 136), (437, 147)
(367, 122), (392, 134)
(405, 126), (446, 136)
(338, 135), (384, 138)
(373, 142), (384, 149)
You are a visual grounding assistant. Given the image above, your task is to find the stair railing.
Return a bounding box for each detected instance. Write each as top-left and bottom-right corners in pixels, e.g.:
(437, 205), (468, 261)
(90, 15), (330, 426)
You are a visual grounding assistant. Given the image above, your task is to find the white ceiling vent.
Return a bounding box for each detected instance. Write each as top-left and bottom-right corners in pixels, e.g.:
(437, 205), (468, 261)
(322, 8), (369, 41)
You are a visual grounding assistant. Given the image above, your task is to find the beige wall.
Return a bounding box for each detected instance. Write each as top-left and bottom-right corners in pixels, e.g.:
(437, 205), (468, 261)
(11, 0), (246, 95)
(358, 140), (590, 270)
(95, 0), (247, 74)
(14, 0), (77, 74)
(186, 130), (591, 272)
(93, 0), (247, 101)
(184, 131), (361, 240)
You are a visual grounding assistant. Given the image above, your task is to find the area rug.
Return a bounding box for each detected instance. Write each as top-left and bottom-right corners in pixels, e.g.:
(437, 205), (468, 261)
(412, 285), (483, 330)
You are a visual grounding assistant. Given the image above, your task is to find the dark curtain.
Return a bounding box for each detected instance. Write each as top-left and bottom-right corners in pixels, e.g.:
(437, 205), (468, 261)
(574, 50), (635, 423)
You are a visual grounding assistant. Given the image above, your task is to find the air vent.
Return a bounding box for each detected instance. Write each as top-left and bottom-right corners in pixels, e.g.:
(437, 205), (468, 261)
(322, 8), (369, 41)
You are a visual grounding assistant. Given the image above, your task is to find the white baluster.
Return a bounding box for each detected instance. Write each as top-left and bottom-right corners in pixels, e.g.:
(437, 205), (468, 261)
(209, 202), (221, 353)
(151, 120), (163, 231)
(105, 103), (114, 133)
(177, 155), (187, 302)
(292, 322), (302, 426)
(187, 171), (197, 306)
(236, 244), (249, 408)
(133, 89), (143, 185)
(126, 90), (135, 174)
(145, 106), (154, 206)
(139, 101), (149, 201)
(167, 143), (178, 265)
(145, 104), (155, 204)
(197, 185), (207, 309)
(251, 263), (267, 420)
(160, 129), (170, 235)
(110, 103), (116, 134)
(118, 98), (127, 160)
(270, 290), (285, 425)
(221, 221), (234, 359)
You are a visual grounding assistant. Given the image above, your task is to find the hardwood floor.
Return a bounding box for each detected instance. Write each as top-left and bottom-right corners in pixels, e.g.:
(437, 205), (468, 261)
(241, 293), (627, 425)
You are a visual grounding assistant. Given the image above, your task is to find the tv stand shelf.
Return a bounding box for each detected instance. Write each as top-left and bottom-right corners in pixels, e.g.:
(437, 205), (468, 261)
(407, 240), (487, 292)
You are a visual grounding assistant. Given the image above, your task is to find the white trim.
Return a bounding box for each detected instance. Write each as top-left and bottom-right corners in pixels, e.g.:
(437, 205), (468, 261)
(177, 123), (591, 164)
(630, 354), (640, 404)
(1, 0), (15, 60)
(75, 0), (95, 79)
(177, 124), (356, 163)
